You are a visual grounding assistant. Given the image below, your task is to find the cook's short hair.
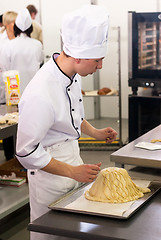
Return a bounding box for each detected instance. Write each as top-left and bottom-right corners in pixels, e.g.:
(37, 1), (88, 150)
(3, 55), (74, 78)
(26, 5), (38, 15)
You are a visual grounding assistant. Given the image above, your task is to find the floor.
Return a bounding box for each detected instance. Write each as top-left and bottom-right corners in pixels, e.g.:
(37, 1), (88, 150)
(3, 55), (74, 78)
(0, 118), (161, 239)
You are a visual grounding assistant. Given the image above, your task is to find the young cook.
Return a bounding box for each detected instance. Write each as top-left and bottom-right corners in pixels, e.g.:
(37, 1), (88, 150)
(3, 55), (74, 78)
(16, 5), (117, 240)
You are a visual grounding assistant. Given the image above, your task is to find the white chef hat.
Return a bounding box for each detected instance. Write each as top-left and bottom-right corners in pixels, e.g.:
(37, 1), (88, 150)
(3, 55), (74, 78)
(15, 8), (32, 31)
(61, 5), (109, 59)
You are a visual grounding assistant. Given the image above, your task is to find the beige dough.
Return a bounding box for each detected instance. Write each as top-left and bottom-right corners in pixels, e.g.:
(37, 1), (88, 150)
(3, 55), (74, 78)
(8, 118), (18, 125)
(85, 167), (151, 203)
(0, 117), (6, 124)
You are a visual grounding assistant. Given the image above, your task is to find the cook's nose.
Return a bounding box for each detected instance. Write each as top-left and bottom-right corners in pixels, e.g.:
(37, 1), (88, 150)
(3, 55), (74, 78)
(97, 60), (103, 69)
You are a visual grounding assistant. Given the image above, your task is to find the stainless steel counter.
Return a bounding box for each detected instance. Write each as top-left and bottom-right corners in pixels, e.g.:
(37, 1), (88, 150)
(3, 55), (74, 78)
(0, 105), (29, 221)
(110, 124), (161, 168)
(0, 183), (29, 220)
(28, 125), (161, 239)
(28, 188), (161, 240)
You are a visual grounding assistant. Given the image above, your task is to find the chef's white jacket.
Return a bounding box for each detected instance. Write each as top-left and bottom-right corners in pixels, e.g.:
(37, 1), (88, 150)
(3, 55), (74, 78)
(16, 53), (84, 170)
(0, 33), (44, 94)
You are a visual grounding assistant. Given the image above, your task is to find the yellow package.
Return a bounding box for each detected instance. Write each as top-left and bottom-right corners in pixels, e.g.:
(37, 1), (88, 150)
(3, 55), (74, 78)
(3, 70), (21, 106)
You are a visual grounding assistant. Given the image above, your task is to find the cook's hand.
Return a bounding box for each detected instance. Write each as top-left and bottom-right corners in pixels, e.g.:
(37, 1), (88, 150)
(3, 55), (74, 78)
(105, 127), (117, 143)
(94, 127), (117, 143)
(72, 162), (101, 183)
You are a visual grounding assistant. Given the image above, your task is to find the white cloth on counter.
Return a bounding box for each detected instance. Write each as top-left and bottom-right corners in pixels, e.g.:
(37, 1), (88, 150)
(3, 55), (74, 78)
(135, 141), (161, 150)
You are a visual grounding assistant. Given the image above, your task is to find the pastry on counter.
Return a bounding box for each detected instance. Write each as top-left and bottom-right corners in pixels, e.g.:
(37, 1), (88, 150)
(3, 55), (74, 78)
(97, 87), (111, 95)
(0, 112), (19, 125)
(8, 119), (18, 125)
(151, 139), (161, 143)
(0, 117), (7, 124)
(85, 167), (151, 203)
(81, 90), (85, 95)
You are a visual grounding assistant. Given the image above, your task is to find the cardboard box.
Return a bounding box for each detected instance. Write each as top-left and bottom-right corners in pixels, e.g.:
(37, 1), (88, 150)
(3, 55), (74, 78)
(0, 158), (27, 181)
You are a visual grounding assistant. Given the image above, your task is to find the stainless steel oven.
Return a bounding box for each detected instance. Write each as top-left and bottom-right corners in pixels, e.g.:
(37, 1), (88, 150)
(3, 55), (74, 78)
(128, 11), (161, 95)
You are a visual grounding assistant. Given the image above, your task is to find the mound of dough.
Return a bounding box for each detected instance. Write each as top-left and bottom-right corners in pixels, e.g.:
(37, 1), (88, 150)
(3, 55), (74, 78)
(85, 167), (151, 203)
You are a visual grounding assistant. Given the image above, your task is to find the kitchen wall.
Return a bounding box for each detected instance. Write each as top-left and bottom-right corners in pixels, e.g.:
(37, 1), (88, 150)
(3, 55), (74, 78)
(0, 0), (40, 20)
(0, 0), (161, 119)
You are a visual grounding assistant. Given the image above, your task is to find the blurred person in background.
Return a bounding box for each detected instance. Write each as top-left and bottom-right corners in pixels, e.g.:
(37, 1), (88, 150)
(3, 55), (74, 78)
(0, 9), (43, 161)
(0, 11), (18, 161)
(27, 4), (43, 44)
(0, 11), (17, 42)
(0, 8), (44, 95)
(0, 11), (18, 104)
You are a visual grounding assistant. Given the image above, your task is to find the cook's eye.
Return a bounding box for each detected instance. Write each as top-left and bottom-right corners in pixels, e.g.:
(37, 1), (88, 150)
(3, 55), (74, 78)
(95, 60), (99, 63)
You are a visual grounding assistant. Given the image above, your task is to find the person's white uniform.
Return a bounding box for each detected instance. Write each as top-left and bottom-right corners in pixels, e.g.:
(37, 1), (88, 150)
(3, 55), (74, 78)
(31, 19), (43, 43)
(16, 5), (109, 240)
(0, 33), (43, 94)
(16, 53), (84, 240)
(0, 8), (43, 95)
(0, 29), (9, 43)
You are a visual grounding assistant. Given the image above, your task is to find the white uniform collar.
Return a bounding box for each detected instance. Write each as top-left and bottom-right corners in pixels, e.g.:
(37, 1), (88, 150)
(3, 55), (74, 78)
(17, 33), (28, 38)
(52, 53), (77, 84)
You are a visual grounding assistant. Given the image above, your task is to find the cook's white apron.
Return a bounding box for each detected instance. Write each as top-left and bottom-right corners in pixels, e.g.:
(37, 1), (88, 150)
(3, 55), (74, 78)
(28, 140), (83, 240)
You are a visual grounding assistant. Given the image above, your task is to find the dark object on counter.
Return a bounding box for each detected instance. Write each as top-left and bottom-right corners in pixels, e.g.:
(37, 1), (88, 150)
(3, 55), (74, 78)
(3, 137), (14, 161)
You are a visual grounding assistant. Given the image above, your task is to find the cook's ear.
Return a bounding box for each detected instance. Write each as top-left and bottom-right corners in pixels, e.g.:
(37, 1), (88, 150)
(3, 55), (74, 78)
(75, 58), (81, 64)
